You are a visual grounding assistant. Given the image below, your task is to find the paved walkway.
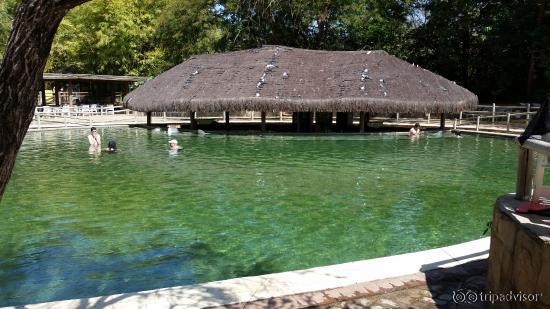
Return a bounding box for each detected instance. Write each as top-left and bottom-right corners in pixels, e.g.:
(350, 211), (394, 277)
(223, 259), (487, 308)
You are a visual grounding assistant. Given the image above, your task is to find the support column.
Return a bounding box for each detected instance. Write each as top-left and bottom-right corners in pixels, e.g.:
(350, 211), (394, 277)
(516, 147), (532, 200)
(440, 113), (446, 129)
(67, 81), (73, 106)
(292, 112), (314, 132)
(336, 112), (353, 132)
(146, 112), (152, 126)
(54, 84), (60, 106)
(40, 81), (47, 106)
(316, 112), (332, 133)
(261, 111), (266, 132)
(292, 112), (299, 132)
(225, 111), (230, 130)
(190, 111), (197, 130)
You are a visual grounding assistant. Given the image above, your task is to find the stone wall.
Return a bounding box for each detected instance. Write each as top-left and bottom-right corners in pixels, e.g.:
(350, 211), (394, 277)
(487, 194), (550, 308)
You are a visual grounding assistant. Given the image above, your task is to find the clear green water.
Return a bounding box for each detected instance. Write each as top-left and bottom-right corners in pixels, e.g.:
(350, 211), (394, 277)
(0, 128), (516, 306)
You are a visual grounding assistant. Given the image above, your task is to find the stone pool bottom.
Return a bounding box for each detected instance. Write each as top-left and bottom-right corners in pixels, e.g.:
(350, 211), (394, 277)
(2, 238), (489, 309)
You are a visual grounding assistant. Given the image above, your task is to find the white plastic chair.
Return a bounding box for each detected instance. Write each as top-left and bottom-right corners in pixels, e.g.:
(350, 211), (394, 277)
(105, 104), (115, 115)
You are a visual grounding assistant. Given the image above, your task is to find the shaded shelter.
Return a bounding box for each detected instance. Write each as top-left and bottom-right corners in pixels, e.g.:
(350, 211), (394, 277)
(43, 73), (146, 106)
(124, 46), (477, 131)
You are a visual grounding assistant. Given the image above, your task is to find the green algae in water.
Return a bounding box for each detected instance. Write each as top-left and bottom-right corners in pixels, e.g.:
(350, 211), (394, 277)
(0, 128), (516, 306)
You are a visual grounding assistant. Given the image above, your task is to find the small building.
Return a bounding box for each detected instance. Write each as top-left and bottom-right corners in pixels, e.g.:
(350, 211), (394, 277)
(124, 46), (478, 132)
(40, 73), (146, 106)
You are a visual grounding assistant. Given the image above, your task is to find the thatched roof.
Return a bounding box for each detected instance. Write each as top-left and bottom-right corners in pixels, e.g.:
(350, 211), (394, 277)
(44, 73), (146, 83)
(124, 46), (477, 113)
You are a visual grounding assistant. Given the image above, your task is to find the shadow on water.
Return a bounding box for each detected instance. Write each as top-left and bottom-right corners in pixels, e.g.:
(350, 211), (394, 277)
(7, 239), (280, 308)
(186, 239), (281, 280)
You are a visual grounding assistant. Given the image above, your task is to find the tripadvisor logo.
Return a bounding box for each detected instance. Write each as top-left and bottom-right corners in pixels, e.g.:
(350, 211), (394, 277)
(452, 289), (543, 304)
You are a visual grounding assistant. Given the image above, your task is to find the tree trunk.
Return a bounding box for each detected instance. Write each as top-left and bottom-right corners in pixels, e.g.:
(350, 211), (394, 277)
(0, 0), (90, 198)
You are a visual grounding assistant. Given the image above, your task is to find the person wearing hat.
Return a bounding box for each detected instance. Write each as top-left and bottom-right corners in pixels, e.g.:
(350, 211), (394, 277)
(168, 139), (181, 150)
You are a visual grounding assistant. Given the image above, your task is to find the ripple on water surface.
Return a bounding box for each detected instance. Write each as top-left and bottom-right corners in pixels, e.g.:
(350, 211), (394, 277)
(0, 128), (516, 306)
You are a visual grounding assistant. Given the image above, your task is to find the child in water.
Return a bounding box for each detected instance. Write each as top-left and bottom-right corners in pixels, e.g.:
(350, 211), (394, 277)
(105, 140), (117, 153)
(169, 139), (182, 150)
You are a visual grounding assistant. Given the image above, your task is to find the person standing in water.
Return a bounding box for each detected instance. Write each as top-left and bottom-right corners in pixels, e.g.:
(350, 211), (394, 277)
(88, 127), (101, 147)
(409, 123), (421, 137)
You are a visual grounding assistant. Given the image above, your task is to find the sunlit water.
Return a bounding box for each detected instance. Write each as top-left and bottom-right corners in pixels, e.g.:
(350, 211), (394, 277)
(0, 128), (516, 306)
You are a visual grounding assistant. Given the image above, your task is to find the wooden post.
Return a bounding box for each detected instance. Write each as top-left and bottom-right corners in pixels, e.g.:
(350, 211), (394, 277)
(67, 81), (73, 106)
(336, 112), (353, 132)
(261, 111), (266, 132)
(440, 113), (445, 129)
(459, 111), (462, 125)
(396, 112), (400, 123)
(147, 112), (152, 126)
(359, 111), (365, 133)
(526, 103), (531, 123)
(316, 112), (332, 133)
(163, 112), (166, 123)
(37, 114), (41, 129)
(225, 111), (230, 129)
(190, 111), (197, 130)
(279, 111), (283, 121)
(40, 81), (46, 106)
(506, 113), (511, 132)
(516, 147), (532, 200)
(476, 116), (480, 131)
(491, 103), (497, 125)
(427, 113), (431, 124)
(453, 118), (457, 130)
(54, 84), (60, 106)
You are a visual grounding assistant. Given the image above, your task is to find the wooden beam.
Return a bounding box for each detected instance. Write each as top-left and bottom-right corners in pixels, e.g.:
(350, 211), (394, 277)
(146, 112), (152, 126)
(440, 113), (446, 129)
(261, 111), (266, 132)
(359, 112), (365, 133)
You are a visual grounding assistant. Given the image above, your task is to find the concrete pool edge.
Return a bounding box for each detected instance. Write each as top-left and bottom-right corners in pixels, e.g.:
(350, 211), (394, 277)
(3, 237), (489, 309)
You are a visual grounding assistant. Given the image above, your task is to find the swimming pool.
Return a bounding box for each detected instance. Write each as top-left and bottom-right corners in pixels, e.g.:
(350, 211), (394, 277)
(0, 128), (516, 306)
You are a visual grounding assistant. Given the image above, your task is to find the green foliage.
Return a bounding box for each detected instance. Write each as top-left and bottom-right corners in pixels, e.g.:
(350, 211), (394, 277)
(46, 0), (169, 76)
(1, 0), (549, 102)
(0, 0), (18, 61)
(411, 0), (550, 102)
(156, 0), (225, 65)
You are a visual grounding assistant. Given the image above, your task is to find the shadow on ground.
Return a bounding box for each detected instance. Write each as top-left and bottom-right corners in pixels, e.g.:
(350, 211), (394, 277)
(216, 259), (489, 309)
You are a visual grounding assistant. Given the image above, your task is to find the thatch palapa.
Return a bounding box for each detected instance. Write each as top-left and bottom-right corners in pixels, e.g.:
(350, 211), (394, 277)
(124, 46), (477, 114)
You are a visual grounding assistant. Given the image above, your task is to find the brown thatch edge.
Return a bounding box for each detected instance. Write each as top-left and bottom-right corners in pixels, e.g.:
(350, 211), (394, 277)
(126, 96), (477, 114)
